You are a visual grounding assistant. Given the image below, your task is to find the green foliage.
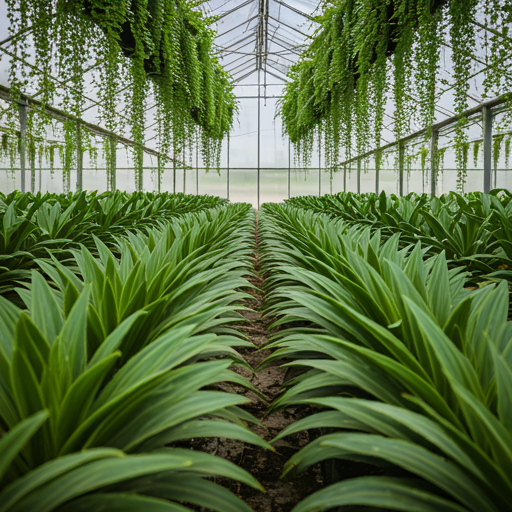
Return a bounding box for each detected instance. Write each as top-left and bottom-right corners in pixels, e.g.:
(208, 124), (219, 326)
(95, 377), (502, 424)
(4, 0), (236, 190)
(0, 195), (267, 511)
(284, 190), (512, 274)
(279, 0), (510, 190)
(0, 191), (229, 301)
(259, 199), (512, 512)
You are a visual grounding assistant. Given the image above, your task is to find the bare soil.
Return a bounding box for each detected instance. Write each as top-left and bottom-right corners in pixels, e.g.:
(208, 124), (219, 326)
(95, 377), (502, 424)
(192, 213), (325, 511)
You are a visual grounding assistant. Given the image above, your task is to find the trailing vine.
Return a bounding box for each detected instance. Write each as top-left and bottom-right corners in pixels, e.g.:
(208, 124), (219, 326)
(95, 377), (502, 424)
(493, 133), (505, 170)
(473, 140), (480, 168)
(2, 0), (236, 191)
(449, 0), (478, 190)
(279, 0), (511, 190)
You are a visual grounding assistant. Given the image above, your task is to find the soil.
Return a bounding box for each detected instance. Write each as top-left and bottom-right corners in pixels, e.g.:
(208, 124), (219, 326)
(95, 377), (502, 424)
(191, 213), (325, 512)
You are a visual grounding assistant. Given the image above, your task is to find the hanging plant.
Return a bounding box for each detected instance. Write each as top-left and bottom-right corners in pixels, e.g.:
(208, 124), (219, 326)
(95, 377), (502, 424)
(473, 140), (480, 167)
(279, 0), (510, 191)
(415, 0), (441, 134)
(406, 151), (414, 177)
(4, 0), (236, 192)
(437, 145), (448, 172)
(1, 133), (9, 159)
(46, 144), (56, 177)
(419, 145), (429, 180)
(493, 133), (505, 170)
(449, 0), (478, 190)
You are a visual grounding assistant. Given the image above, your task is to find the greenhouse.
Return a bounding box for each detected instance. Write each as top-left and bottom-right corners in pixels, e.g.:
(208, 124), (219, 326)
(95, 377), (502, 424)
(1, 1), (512, 512)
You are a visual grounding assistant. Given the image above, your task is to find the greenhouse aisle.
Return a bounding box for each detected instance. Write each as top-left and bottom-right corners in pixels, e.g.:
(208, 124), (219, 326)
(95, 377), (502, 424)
(207, 215), (324, 512)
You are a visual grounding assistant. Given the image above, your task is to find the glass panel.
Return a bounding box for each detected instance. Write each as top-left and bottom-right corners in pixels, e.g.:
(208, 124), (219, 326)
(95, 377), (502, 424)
(360, 169), (376, 194)
(405, 170), (428, 195)
(83, 167), (108, 193)
(495, 170), (512, 190)
(259, 99), (288, 168)
(346, 166), (358, 193)
(379, 169), (398, 195)
(41, 167), (64, 194)
(174, 167), (185, 194)
(198, 169), (227, 199)
(229, 168), (257, 207)
(143, 167), (158, 193)
(290, 168), (319, 197)
(260, 169), (288, 204)
(321, 168), (332, 195)
(184, 168), (198, 195)
(159, 166), (174, 193)
(229, 99), (258, 168)
(116, 168), (136, 193)
(437, 170), (484, 194)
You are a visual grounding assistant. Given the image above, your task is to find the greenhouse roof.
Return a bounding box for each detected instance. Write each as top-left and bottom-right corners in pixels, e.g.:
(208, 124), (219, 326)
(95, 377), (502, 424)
(200, 0), (320, 84)
(0, 0), (511, 202)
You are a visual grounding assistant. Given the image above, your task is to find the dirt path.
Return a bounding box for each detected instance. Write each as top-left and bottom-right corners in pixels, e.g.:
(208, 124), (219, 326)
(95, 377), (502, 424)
(213, 213), (324, 512)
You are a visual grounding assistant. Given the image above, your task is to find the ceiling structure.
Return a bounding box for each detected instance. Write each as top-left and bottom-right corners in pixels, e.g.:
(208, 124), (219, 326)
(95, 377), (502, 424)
(200, 0), (320, 88)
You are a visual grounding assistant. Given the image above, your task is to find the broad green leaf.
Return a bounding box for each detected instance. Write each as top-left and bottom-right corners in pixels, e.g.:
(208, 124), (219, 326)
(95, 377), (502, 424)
(0, 411), (48, 482)
(292, 476), (470, 512)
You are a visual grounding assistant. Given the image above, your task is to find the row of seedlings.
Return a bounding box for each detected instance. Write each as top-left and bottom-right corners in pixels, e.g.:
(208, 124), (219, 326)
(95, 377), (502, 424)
(260, 201), (512, 512)
(0, 201), (270, 511)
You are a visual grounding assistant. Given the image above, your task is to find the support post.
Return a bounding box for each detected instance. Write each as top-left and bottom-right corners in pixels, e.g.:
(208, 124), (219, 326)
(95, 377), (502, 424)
(196, 138), (199, 195)
(110, 138), (117, 191)
(483, 105), (493, 193)
(18, 103), (27, 193)
(76, 121), (83, 191)
(288, 138), (291, 199)
(430, 130), (438, 196)
(398, 140), (405, 196)
(30, 145), (35, 193)
(257, 67), (261, 209)
(227, 132), (230, 200)
(357, 158), (361, 194)
(375, 153), (380, 195)
(318, 144), (321, 197)
(173, 157), (176, 194)
(157, 156), (161, 193)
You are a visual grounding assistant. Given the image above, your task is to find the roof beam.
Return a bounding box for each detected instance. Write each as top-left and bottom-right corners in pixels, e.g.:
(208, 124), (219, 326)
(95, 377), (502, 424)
(216, 15), (258, 38)
(216, 0), (254, 21)
(267, 14), (312, 39)
(273, 0), (314, 21)
(234, 68), (258, 83)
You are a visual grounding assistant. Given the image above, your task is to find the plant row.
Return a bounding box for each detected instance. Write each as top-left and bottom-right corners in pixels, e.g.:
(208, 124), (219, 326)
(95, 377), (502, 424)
(0, 191), (227, 299)
(286, 190), (512, 277)
(0, 200), (269, 511)
(260, 201), (512, 512)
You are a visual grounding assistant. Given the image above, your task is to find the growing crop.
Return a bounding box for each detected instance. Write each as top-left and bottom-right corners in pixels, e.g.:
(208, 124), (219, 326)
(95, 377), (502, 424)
(261, 201), (512, 512)
(0, 197), (268, 512)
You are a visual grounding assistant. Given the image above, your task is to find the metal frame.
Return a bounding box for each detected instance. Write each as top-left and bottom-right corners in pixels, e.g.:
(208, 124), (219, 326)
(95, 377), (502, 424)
(336, 94), (508, 196)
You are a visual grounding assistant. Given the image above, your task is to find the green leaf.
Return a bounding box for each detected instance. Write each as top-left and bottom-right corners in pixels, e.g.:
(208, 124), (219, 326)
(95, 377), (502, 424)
(291, 476), (470, 512)
(55, 352), (121, 451)
(0, 411), (48, 482)
(58, 285), (91, 382)
(29, 271), (63, 345)
(8, 453), (195, 512)
(321, 434), (499, 512)
(0, 448), (124, 511)
(59, 494), (191, 512)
